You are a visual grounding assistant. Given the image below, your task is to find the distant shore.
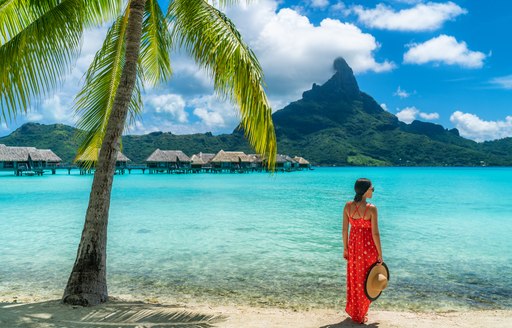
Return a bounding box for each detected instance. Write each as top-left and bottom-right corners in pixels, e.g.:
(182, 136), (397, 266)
(1, 295), (511, 328)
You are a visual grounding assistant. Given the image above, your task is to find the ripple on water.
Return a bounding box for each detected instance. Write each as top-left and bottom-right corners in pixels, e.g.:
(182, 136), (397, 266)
(1, 168), (512, 310)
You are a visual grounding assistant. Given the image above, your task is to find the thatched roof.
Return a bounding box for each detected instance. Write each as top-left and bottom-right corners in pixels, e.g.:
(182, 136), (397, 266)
(30, 149), (61, 162)
(191, 152), (215, 165)
(211, 150), (253, 163)
(293, 156), (310, 165)
(276, 154), (296, 164)
(146, 149), (191, 163)
(0, 144), (62, 162)
(248, 154), (264, 163)
(76, 149), (130, 162)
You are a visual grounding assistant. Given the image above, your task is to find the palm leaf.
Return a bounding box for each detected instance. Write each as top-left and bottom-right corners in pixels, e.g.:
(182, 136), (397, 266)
(0, 0), (122, 122)
(73, 5), (144, 167)
(140, 0), (172, 86)
(0, 0), (35, 46)
(74, 307), (224, 327)
(168, 0), (277, 169)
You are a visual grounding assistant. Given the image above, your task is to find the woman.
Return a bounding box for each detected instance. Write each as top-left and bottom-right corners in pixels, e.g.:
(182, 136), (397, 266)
(342, 178), (383, 324)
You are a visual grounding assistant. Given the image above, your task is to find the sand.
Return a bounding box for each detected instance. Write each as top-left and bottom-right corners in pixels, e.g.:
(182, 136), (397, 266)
(1, 296), (511, 328)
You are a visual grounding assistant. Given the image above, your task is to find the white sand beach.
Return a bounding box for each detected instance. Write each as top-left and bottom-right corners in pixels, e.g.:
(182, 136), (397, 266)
(1, 296), (511, 328)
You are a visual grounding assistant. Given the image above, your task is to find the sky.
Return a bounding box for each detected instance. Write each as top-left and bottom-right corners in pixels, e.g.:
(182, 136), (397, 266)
(1, 0), (511, 142)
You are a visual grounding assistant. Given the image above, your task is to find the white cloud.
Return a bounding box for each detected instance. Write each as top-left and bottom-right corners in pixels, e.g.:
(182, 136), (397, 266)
(42, 94), (75, 123)
(190, 95), (238, 128)
(225, 0), (394, 101)
(450, 111), (512, 141)
(394, 86), (410, 98)
(193, 108), (225, 127)
(380, 103), (388, 111)
(147, 94), (188, 123)
(331, 2), (346, 13)
(24, 111), (44, 122)
(22, 94), (76, 125)
(310, 0), (330, 9)
(490, 75), (512, 89)
(419, 112), (439, 120)
(396, 106), (439, 123)
(392, 0), (423, 4)
(128, 119), (210, 136)
(127, 93), (241, 135)
(350, 1), (466, 31)
(396, 107), (419, 123)
(404, 35), (486, 68)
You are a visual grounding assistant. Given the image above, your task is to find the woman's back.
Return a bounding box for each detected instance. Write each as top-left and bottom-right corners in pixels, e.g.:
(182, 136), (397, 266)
(347, 201), (373, 229)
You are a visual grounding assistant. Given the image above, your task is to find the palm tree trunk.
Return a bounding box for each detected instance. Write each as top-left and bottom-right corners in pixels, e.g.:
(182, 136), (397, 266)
(62, 0), (147, 306)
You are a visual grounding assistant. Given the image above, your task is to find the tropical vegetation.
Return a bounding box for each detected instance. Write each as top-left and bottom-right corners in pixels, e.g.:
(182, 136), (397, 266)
(0, 0), (277, 306)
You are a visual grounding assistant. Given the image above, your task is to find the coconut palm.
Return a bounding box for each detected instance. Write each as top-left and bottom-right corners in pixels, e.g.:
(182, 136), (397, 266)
(0, 0), (276, 306)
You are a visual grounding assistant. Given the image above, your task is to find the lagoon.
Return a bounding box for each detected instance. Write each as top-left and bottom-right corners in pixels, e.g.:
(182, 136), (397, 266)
(0, 167), (511, 311)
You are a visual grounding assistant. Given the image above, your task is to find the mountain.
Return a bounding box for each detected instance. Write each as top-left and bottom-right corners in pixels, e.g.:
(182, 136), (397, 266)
(0, 123), (79, 163)
(1, 58), (510, 166)
(271, 58), (510, 166)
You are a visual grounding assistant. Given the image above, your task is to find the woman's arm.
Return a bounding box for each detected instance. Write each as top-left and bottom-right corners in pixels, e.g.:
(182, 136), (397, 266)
(370, 206), (383, 263)
(342, 202), (350, 260)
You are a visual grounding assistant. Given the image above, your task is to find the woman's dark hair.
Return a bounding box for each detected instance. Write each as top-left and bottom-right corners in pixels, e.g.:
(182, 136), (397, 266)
(354, 178), (372, 202)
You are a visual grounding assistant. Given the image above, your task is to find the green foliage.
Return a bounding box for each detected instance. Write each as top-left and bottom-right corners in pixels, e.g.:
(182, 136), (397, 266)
(0, 0), (122, 121)
(2, 121), (511, 166)
(1, 0), (277, 169)
(347, 155), (389, 166)
(0, 123), (78, 163)
(73, 6), (144, 164)
(169, 0), (276, 167)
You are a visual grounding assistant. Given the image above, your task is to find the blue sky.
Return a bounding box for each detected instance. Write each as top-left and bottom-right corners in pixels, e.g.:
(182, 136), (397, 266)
(1, 0), (511, 141)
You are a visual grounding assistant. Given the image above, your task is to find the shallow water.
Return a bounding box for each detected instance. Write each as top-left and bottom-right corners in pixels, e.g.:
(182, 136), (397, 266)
(0, 167), (511, 310)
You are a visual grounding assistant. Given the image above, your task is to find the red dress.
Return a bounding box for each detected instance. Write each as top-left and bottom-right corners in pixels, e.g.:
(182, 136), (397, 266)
(345, 202), (379, 323)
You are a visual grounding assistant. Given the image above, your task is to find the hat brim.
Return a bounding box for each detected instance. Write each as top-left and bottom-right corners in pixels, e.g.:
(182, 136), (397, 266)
(364, 261), (390, 301)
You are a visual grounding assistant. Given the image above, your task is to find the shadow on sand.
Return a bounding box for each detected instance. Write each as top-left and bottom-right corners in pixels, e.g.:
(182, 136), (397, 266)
(320, 317), (380, 327)
(0, 299), (225, 327)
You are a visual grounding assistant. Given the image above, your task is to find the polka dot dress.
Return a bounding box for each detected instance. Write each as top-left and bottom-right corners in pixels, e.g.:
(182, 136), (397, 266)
(345, 202), (379, 323)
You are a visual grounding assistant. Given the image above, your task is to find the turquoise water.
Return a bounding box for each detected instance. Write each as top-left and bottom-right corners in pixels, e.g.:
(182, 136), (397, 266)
(0, 168), (511, 311)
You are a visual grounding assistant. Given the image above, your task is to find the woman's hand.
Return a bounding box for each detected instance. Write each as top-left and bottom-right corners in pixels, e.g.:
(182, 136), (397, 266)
(343, 248), (349, 260)
(377, 255), (383, 265)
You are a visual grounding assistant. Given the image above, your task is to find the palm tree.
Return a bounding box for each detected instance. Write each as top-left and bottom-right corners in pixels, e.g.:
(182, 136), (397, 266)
(0, 0), (276, 306)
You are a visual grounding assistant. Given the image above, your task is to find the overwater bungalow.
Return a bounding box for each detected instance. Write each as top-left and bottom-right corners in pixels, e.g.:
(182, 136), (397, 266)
(0, 144), (62, 175)
(293, 156), (311, 169)
(190, 152), (215, 172)
(75, 150), (131, 175)
(276, 154), (297, 171)
(146, 149), (191, 173)
(248, 154), (265, 171)
(211, 150), (253, 172)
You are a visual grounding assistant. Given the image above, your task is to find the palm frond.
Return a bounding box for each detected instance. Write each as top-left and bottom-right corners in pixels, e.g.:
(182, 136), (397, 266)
(76, 307), (224, 327)
(168, 0), (277, 168)
(0, 0), (122, 122)
(0, 0), (34, 45)
(140, 0), (172, 86)
(73, 5), (143, 167)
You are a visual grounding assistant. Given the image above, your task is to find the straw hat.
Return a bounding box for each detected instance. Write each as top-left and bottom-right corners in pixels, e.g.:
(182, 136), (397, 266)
(364, 262), (390, 301)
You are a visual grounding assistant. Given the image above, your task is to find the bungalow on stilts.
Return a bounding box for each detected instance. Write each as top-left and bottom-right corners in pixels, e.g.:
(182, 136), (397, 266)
(75, 149), (131, 175)
(146, 149), (191, 174)
(0, 144), (62, 176)
(210, 150), (253, 173)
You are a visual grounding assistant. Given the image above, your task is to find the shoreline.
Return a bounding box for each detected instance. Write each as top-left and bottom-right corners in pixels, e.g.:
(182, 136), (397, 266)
(1, 296), (511, 328)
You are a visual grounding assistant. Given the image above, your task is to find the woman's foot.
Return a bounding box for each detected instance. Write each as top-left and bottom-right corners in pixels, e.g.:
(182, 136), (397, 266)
(360, 315), (368, 324)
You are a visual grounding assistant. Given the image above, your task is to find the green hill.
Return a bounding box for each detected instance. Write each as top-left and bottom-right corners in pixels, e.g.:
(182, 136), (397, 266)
(270, 58), (510, 166)
(1, 58), (510, 166)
